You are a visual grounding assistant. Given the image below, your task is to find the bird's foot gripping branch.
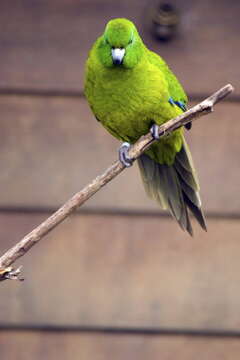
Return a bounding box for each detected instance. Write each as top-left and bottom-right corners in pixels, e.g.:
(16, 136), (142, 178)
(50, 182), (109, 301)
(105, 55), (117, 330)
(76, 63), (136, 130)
(0, 84), (234, 282)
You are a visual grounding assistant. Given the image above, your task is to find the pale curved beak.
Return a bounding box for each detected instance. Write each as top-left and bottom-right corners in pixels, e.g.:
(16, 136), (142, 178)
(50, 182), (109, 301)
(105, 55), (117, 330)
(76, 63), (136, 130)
(111, 48), (125, 65)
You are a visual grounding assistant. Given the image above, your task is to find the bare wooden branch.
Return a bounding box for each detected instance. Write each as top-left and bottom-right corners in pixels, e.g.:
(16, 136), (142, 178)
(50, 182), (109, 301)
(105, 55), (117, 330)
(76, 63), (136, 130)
(0, 84), (234, 281)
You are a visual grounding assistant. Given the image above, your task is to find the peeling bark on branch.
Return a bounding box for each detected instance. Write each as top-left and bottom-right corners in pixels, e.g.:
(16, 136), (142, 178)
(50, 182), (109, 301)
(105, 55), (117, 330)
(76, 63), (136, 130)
(0, 84), (234, 281)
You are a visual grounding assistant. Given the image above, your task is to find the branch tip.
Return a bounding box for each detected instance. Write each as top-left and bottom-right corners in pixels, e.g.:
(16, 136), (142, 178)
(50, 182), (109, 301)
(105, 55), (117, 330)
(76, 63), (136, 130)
(0, 266), (24, 282)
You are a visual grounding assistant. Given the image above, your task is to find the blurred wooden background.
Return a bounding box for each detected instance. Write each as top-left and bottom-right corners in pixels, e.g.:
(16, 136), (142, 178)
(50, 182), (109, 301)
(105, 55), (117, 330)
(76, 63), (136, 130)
(0, 0), (240, 359)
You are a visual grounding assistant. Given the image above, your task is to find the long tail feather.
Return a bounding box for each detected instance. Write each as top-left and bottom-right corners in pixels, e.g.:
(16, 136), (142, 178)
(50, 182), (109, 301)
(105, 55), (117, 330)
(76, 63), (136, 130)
(137, 139), (206, 235)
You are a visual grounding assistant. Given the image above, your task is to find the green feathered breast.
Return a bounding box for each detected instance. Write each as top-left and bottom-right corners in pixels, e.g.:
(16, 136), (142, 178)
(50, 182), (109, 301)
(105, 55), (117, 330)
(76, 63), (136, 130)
(84, 18), (206, 235)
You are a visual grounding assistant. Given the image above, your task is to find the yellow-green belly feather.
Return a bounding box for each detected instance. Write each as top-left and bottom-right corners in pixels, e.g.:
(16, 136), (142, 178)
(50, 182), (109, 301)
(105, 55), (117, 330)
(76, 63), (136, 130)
(85, 56), (183, 165)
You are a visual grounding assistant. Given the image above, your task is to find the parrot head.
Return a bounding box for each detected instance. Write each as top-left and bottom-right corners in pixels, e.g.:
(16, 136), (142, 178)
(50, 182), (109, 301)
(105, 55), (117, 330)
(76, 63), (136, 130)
(96, 18), (144, 69)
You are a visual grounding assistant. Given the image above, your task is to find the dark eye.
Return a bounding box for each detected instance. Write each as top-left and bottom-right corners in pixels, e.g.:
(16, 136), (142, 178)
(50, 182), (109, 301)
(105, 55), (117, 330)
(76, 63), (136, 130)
(128, 38), (133, 45)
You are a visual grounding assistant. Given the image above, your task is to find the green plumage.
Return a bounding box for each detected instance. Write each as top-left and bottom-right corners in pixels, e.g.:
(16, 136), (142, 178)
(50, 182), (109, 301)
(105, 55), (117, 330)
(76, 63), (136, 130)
(84, 18), (206, 234)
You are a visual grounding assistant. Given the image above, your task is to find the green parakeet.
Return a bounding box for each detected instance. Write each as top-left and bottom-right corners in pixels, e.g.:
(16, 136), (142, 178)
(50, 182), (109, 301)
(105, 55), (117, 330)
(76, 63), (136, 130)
(84, 18), (206, 235)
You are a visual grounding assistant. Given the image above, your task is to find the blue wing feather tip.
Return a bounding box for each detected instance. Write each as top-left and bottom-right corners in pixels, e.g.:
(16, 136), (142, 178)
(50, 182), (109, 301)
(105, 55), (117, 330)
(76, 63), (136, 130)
(168, 97), (186, 111)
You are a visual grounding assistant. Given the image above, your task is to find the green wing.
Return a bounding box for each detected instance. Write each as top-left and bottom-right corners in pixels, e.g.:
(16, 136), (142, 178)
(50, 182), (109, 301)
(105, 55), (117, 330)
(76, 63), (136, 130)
(147, 49), (188, 106)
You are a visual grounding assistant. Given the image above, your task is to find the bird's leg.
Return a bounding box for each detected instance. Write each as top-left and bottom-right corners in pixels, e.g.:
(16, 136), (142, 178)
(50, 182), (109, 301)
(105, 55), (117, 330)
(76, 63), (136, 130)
(150, 123), (161, 140)
(150, 123), (168, 139)
(119, 142), (133, 167)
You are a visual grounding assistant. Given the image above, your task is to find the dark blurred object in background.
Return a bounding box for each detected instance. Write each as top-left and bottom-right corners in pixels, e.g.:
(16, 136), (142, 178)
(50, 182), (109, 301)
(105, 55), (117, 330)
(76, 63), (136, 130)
(151, 2), (179, 42)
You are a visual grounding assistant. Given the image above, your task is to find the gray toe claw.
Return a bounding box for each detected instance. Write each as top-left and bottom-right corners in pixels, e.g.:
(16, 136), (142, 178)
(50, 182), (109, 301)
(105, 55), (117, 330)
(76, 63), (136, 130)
(119, 142), (133, 167)
(150, 124), (160, 140)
